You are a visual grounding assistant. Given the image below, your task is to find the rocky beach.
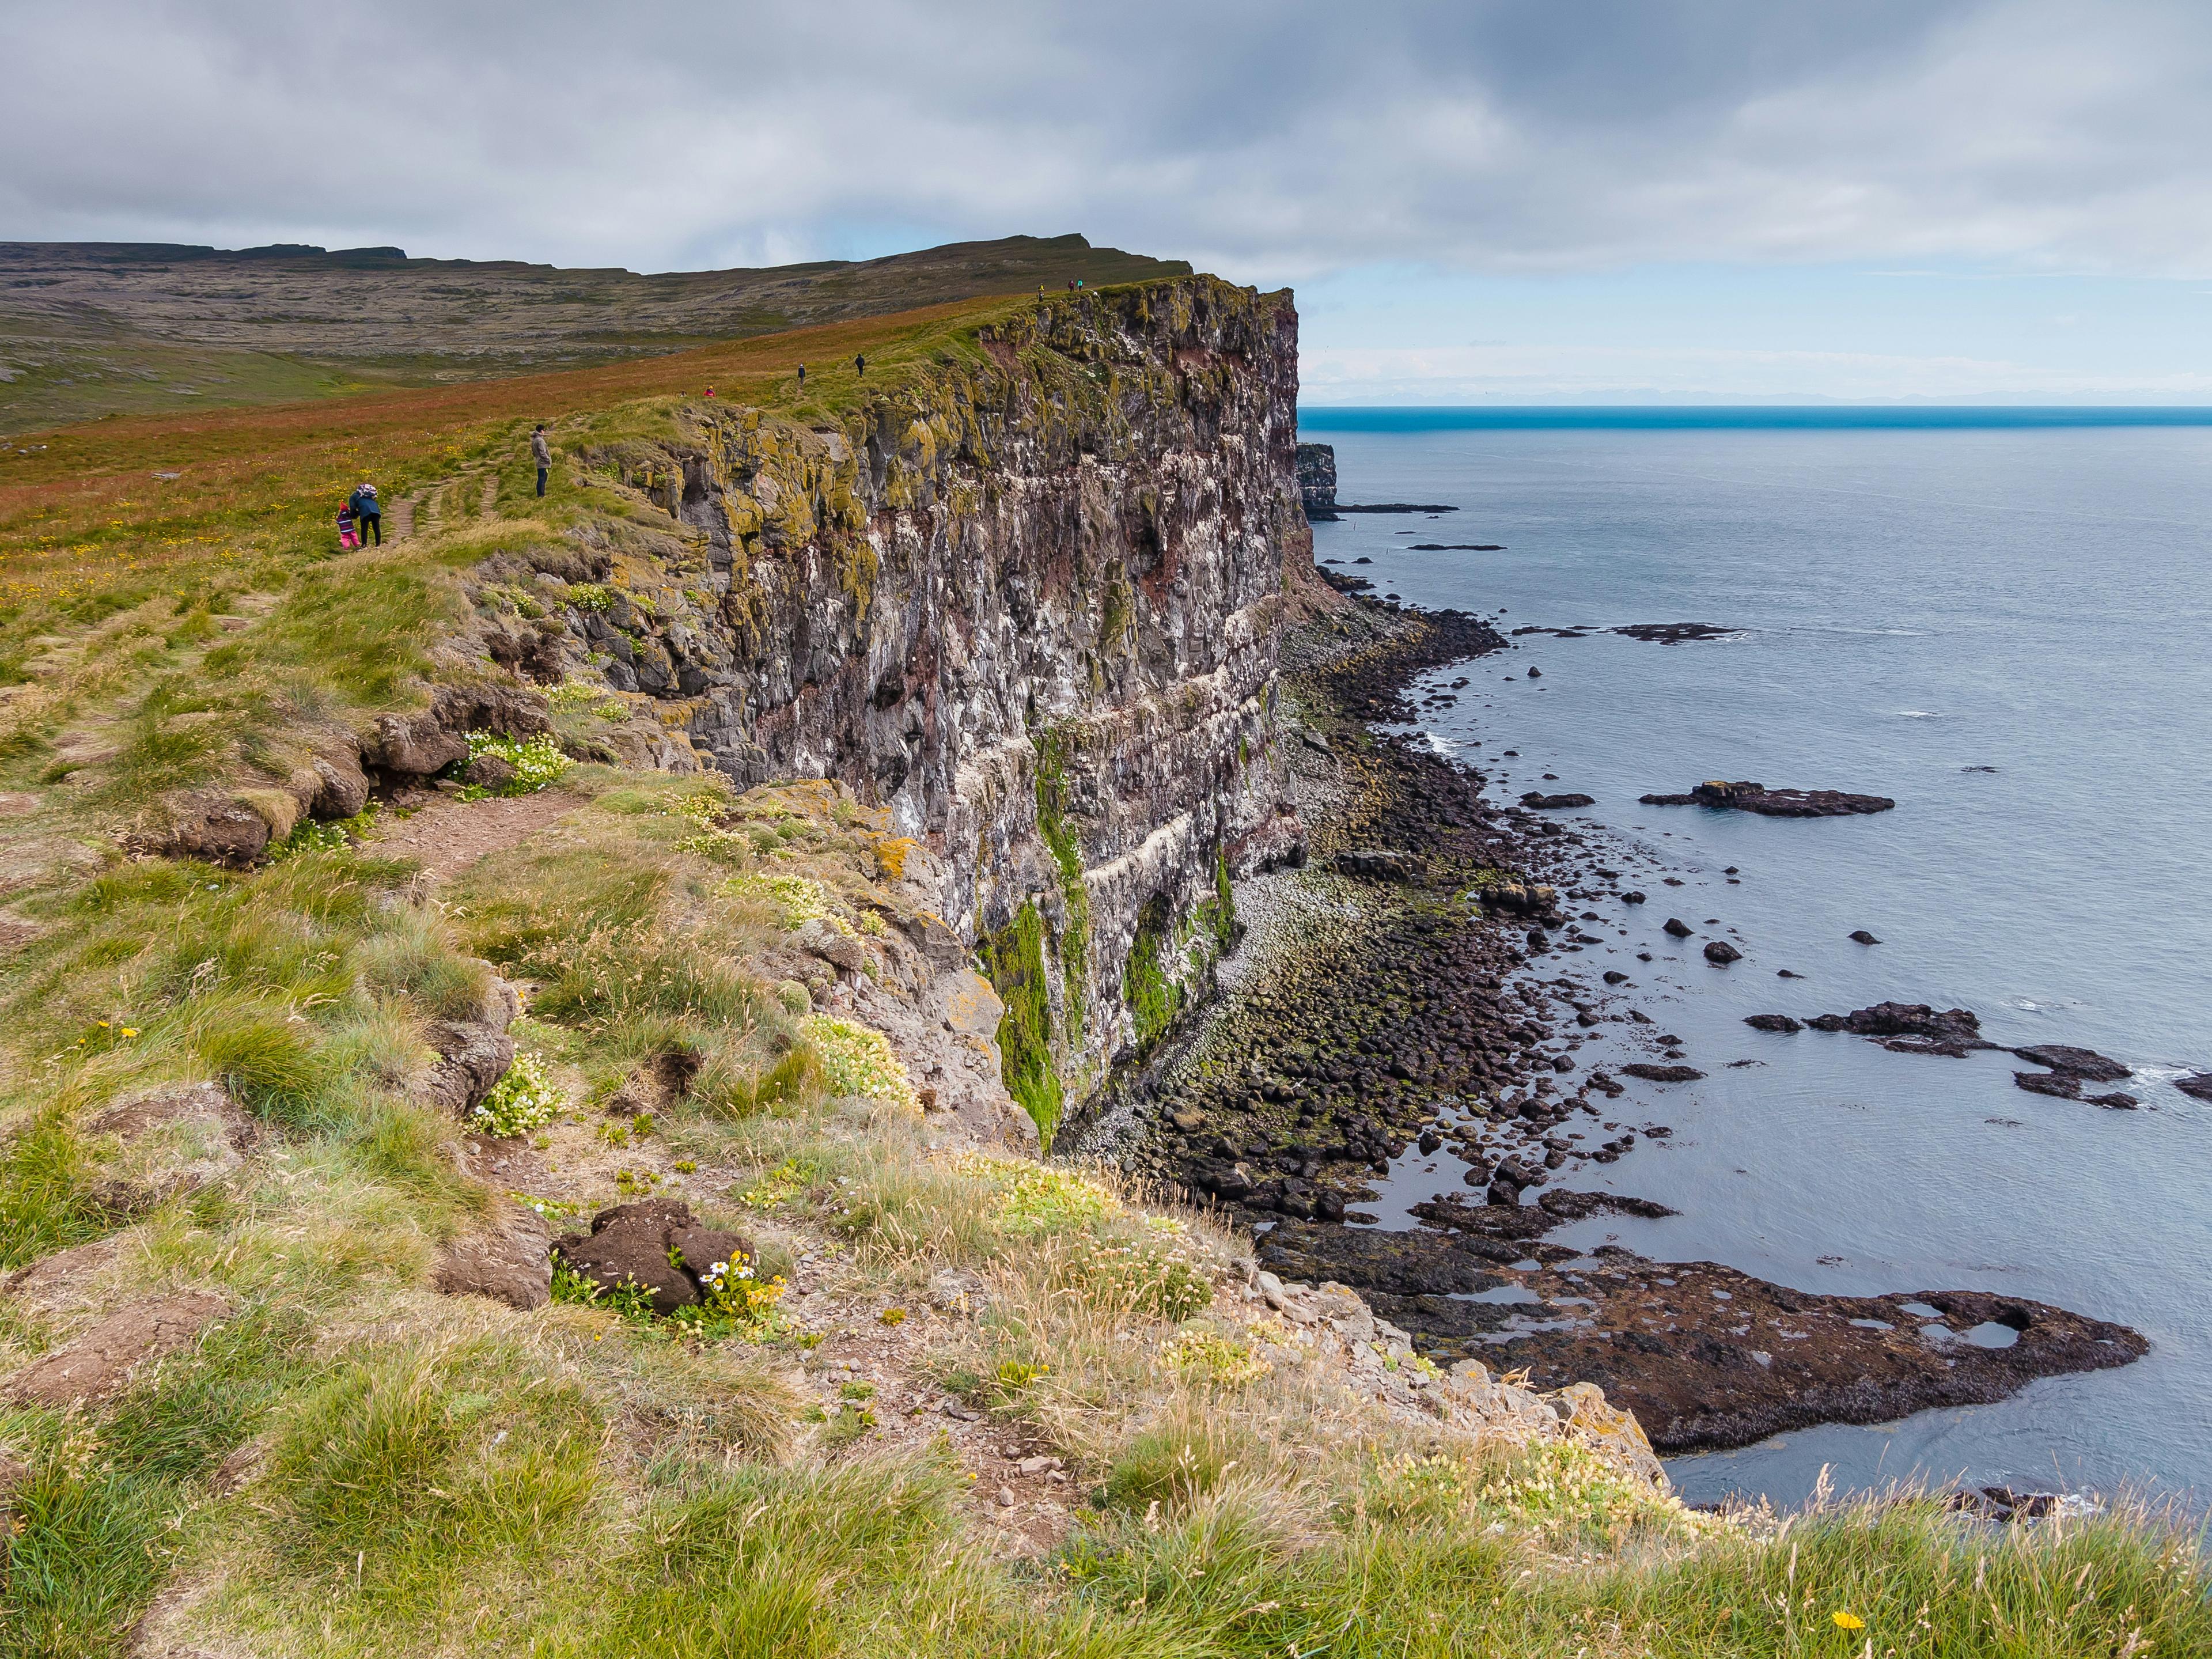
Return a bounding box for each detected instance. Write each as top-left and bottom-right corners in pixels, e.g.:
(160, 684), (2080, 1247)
(1075, 449), (2158, 1467)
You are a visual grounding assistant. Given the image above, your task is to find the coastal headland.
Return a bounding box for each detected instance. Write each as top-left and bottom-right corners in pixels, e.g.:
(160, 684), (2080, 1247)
(0, 252), (2199, 1656)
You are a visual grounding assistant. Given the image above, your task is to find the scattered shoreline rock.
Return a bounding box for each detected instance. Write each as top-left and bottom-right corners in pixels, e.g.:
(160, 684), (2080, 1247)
(1117, 591), (2146, 1456)
(1640, 779), (1895, 817)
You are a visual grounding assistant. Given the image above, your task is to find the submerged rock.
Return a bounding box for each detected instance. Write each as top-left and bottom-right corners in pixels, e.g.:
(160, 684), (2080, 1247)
(1612, 623), (1737, 644)
(2012, 1044), (2131, 1082)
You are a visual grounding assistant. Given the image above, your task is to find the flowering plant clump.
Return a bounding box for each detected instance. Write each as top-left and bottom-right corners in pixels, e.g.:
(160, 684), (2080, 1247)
(718, 873), (849, 931)
(268, 804), (376, 861)
(550, 1257), (656, 1321)
(671, 1251), (790, 1341)
(800, 1014), (920, 1115)
(471, 1050), (564, 1137)
(739, 1157), (812, 1212)
(938, 1150), (1116, 1234)
(1162, 1327), (1266, 1387)
(459, 730), (573, 799)
(547, 680), (604, 711)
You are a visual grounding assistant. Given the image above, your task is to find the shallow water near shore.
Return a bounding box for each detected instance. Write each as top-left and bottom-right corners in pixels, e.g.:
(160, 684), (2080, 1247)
(1299, 415), (2212, 1510)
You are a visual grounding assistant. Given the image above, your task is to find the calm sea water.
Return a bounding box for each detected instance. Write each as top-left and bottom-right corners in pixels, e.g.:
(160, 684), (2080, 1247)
(1298, 410), (2212, 1510)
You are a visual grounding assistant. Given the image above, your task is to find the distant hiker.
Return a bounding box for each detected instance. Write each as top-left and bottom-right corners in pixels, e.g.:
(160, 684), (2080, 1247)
(704, 386), (715, 399)
(531, 424), (551, 497)
(854, 353), (866, 377)
(348, 482), (382, 546)
(797, 362), (806, 388)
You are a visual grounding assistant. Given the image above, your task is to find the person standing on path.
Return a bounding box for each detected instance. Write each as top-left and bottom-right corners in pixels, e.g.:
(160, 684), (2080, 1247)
(347, 482), (382, 545)
(797, 362), (806, 389)
(854, 353), (866, 378)
(531, 424), (552, 498)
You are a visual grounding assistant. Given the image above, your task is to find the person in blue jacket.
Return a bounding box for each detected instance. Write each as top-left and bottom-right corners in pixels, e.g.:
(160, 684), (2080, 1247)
(347, 482), (382, 545)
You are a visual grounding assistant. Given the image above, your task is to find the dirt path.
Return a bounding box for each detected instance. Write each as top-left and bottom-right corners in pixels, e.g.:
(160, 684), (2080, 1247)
(364, 789), (579, 882)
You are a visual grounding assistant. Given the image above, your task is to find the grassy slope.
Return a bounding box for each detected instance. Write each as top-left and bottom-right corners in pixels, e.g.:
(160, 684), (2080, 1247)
(0, 296), (2206, 1657)
(0, 232), (1186, 431)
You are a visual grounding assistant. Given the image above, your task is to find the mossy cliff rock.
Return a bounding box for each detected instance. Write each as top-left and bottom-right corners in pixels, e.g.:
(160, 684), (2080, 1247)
(555, 280), (1310, 1138)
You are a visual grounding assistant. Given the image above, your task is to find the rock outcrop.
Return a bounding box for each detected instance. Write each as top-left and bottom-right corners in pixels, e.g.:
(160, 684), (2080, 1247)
(1639, 779), (1895, 816)
(1294, 441), (1338, 518)
(513, 282), (1312, 1136)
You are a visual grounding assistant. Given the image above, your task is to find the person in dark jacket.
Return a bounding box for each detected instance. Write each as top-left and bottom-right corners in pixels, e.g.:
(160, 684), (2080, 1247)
(797, 362), (806, 388)
(347, 483), (382, 545)
(854, 353), (866, 378)
(531, 425), (551, 497)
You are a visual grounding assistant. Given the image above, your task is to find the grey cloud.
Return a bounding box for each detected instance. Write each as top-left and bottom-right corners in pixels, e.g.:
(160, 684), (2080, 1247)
(3, 0), (2209, 279)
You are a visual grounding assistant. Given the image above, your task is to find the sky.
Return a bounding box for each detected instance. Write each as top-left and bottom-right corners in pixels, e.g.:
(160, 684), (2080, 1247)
(4, 0), (2209, 403)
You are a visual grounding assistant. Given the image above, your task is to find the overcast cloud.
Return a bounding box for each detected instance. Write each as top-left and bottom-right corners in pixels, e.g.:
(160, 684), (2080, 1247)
(5, 1), (2209, 397)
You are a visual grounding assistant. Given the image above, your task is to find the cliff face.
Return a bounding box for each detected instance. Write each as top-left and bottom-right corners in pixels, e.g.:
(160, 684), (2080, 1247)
(551, 280), (1311, 1140)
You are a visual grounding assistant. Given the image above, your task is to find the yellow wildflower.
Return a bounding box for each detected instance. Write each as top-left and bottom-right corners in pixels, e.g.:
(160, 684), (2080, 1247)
(1833, 1611), (1865, 1631)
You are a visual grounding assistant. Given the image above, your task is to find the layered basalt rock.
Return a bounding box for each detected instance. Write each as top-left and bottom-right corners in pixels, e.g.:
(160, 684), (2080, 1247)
(515, 282), (1313, 1134)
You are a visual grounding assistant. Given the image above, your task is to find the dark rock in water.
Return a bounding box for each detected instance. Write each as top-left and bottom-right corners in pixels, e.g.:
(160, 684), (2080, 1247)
(2014, 1071), (2082, 1100)
(1519, 791), (1593, 809)
(1527, 666), (1541, 678)
(1640, 779), (1895, 817)
(1950, 1486), (2059, 1522)
(1252, 1218), (2147, 1454)
(2176, 1073), (2212, 1103)
(1328, 501), (1461, 514)
(1480, 877), (1560, 919)
(1850, 929), (1882, 945)
(1813, 1002), (1981, 1041)
(1703, 940), (1742, 965)
(1622, 889), (1647, 904)
(1410, 543), (1505, 551)
(2012, 1044), (2131, 1082)
(1662, 917), (1694, 938)
(1334, 847), (1425, 884)
(2089, 1092), (2139, 1110)
(1603, 970), (1630, 985)
(1882, 1036), (1995, 1058)
(1744, 1013), (1802, 1033)
(1612, 622), (1737, 644)
(1621, 1063), (1704, 1082)
(1777, 968), (1804, 978)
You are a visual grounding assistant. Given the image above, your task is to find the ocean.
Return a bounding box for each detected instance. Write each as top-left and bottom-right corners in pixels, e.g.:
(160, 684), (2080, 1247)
(1297, 408), (2212, 1510)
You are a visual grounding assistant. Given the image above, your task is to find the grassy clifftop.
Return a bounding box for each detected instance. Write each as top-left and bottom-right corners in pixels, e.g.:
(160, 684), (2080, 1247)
(0, 233), (1190, 432)
(0, 286), (2207, 1657)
